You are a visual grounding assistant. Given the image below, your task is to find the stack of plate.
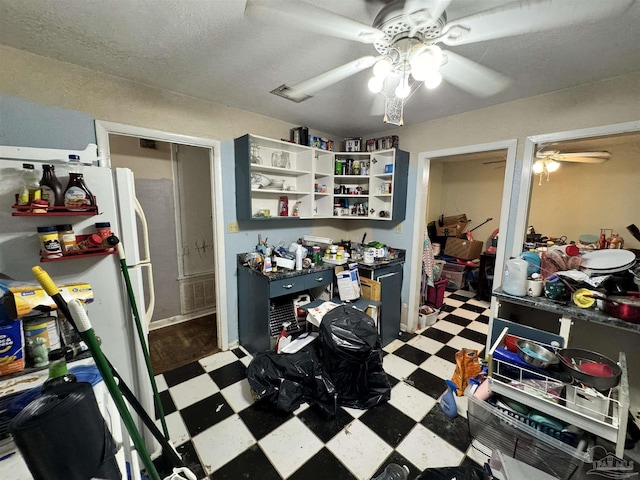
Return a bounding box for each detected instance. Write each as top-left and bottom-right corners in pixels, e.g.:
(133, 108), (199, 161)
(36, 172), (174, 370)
(580, 249), (636, 276)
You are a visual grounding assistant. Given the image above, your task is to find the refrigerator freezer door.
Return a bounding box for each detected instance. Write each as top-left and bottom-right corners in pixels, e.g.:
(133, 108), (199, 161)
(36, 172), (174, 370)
(114, 167), (145, 265)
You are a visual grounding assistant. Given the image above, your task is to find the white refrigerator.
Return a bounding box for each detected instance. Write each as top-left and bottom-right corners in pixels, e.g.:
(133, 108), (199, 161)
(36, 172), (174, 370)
(0, 144), (157, 449)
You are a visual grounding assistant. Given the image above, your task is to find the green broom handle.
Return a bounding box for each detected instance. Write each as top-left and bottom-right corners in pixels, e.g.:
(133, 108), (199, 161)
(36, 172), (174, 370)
(117, 246), (169, 439)
(33, 266), (160, 480)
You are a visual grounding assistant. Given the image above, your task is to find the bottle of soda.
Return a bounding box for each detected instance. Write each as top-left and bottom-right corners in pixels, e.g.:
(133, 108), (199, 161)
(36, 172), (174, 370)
(40, 164), (65, 207)
(42, 348), (77, 392)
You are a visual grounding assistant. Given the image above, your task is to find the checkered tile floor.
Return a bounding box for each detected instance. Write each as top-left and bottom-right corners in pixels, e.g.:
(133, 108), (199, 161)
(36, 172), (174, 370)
(153, 289), (491, 479)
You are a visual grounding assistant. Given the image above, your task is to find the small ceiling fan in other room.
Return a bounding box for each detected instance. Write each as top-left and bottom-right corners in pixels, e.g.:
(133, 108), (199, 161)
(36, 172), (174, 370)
(245, 0), (634, 125)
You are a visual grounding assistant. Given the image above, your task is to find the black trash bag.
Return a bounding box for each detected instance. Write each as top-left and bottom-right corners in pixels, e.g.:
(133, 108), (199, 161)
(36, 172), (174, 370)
(415, 465), (491, 480)
(246, 344), (337, 418)
(319, 305), (391, 409)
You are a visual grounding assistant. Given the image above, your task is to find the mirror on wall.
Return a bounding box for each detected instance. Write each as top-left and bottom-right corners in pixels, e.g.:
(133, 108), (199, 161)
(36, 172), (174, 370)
(527, 131), (640, 250)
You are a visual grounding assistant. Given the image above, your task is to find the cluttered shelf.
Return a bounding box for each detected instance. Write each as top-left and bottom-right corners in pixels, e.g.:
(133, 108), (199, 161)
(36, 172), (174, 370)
(493, 288), (640, 333)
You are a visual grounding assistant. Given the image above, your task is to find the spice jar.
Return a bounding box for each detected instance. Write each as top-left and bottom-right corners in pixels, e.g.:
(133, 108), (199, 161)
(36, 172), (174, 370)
(37, 226), (63, 258)
(57, 224), (77, 252)
(95, 222), (113, 246)
(77, 234), (103, 250)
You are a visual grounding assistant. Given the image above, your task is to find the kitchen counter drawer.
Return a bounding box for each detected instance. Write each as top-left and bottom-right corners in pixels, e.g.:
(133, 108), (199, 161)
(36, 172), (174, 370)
(304, 271), (332, 290)
(269, 277), (307, 298)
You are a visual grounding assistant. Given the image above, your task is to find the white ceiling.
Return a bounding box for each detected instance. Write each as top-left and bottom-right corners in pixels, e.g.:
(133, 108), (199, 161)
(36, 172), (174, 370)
(1, 0), (639, 138)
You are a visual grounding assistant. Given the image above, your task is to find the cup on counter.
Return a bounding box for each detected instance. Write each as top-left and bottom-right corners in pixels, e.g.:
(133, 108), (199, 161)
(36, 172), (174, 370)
(526, 279), (543, 297)
(544, 278), (566, 300)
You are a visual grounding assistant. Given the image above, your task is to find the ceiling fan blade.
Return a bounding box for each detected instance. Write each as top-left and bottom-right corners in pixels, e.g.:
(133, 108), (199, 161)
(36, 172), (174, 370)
(441, 0), (634, 46)
(289, 56), (378, 98)
(439, 50), (511, 97)
(555, 152), (611, 163)
(404, 0), (452, 36)
(245, 0), (385, 44)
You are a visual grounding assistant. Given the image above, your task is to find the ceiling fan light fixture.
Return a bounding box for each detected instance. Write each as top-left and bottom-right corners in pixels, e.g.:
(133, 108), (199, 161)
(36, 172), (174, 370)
(423, 71), (442, 89)
(532, 159), (544, 174)
(368, 76), (384, 93)
(373, 58), (392, 77)
(395, 80), (411, 99)
(545, 159), (560, 172)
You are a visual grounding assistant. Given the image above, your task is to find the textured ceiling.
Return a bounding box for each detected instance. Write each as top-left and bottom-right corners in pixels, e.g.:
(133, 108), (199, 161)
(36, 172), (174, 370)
(1, 0), (639, 138)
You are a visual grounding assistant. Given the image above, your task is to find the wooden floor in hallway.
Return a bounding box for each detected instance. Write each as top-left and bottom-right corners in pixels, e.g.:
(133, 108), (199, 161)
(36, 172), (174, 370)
(149, 314), (219, 374)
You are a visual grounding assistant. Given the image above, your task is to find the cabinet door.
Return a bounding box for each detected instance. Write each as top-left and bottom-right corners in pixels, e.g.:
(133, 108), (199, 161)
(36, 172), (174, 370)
(311, 150), (334, 218)
(377, 271), (402, 346)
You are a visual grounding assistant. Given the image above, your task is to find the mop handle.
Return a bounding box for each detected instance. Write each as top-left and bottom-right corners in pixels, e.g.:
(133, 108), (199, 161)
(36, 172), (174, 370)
(32, 267), (161, 480)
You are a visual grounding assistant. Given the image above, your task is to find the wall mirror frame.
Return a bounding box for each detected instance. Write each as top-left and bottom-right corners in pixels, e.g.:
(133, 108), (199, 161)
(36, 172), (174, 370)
(408, 139), (518, 333)
(512, 120), (640, 260)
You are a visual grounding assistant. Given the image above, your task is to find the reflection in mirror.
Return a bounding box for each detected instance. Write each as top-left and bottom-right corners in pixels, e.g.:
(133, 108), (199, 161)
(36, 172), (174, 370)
(527, 132), (640, 250)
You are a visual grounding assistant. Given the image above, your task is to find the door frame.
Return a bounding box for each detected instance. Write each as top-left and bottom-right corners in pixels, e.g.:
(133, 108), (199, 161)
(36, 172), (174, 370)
(95, 120), (229, 351)
(408, 139), (518, 333)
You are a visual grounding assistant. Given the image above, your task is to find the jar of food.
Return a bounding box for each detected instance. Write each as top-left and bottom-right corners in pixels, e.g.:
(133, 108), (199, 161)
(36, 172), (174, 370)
(95, 222), (112, 246)
(57, 224), (77, 252)
(77, 234), (103, 249)
(37, 226), (63, 258)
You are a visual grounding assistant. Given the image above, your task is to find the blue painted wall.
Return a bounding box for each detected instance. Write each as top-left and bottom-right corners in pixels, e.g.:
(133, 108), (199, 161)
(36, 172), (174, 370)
(0, 94), (96, 149)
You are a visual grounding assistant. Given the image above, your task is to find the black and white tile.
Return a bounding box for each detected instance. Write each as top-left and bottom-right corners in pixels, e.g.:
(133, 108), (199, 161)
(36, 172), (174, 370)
(152, 289), (491, 479)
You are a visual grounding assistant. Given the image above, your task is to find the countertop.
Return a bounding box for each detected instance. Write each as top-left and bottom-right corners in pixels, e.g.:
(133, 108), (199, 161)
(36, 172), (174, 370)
(493, 288), (640, 333)
(237, 249), (405, 279)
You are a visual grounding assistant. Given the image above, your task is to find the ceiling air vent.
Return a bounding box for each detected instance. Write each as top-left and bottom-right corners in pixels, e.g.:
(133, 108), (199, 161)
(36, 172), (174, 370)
(139, 139), (158, 150)
(270, 84), (312, 103)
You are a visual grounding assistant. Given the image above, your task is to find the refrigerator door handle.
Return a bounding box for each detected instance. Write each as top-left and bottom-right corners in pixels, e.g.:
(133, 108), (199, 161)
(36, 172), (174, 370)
(140, 262), (155, 326)
(135, 197), (151, 265)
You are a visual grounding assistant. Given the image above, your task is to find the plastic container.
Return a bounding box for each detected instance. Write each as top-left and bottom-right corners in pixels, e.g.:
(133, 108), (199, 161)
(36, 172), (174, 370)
(503, 257), (528, 296)
(39, 164), (64, 207)
(77, 234), (103, 249)
(57, 224), (77, 252)
(372, 464), (409, 480)
(64, 172), (95, 211)
(95, 222), (112, 246)
(426, 278), (448, 308)
(37, 225), (63, 258)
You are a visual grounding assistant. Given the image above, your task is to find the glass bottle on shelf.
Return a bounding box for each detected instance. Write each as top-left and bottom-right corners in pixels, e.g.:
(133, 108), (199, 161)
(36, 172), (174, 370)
(41, 348), (77, 392)
(64, 172), (95, 211)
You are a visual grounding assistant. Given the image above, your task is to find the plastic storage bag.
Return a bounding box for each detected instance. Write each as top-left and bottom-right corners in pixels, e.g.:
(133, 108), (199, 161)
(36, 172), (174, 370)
(246, 345), (337, 418)
(452, 348), (482, 396)
(319, 305), (391, 409)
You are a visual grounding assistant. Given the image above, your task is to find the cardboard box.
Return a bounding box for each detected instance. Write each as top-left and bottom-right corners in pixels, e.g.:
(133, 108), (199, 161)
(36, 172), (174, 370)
(0, 319), (25, 376)
(444, 237), (483, 260)
(436, 214), (468, 237)
(0, 281), (94, 320)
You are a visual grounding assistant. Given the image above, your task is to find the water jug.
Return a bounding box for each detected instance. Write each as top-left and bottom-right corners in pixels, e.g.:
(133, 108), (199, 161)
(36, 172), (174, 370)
(503, 257), (528, 296)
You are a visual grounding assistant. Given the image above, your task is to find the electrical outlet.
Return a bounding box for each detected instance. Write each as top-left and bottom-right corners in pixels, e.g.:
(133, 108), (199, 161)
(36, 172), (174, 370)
(228, 221), (239, 233)
(395, 223), (402, 233)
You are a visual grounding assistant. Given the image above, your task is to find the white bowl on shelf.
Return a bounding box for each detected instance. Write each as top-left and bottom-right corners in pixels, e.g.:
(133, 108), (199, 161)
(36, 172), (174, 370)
(270, 179), (285, 189)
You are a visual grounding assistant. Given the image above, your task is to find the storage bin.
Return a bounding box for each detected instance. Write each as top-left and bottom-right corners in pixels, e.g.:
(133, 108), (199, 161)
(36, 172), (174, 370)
(467, 393), (589, 480)
(426, 279), (448, 308)
(418, 305), (439, 327)
(441, 263), (466, 290)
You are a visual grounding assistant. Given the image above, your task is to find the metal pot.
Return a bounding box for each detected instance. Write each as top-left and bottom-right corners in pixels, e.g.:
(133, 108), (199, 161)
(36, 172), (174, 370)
(558, 348), (622, 391)
(600, 294), (640, 323)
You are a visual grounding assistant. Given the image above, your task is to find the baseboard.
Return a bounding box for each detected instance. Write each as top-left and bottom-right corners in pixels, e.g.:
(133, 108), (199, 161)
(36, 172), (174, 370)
(149, 308), (216, 331)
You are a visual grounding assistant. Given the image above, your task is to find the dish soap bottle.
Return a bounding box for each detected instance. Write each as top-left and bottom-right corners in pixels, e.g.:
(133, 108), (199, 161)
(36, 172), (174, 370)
(440, 379), (459, 419)
(64, 172), (95, 211)
(40, 164), (65, 207)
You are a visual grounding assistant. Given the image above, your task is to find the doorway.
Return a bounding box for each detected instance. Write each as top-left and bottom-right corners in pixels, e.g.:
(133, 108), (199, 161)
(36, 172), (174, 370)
(95, 121), (228, 361)
(407, 140), (518, 334)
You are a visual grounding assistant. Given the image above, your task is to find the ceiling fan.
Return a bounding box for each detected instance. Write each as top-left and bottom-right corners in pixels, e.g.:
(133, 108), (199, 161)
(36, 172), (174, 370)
(245, 0), (633, 125)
